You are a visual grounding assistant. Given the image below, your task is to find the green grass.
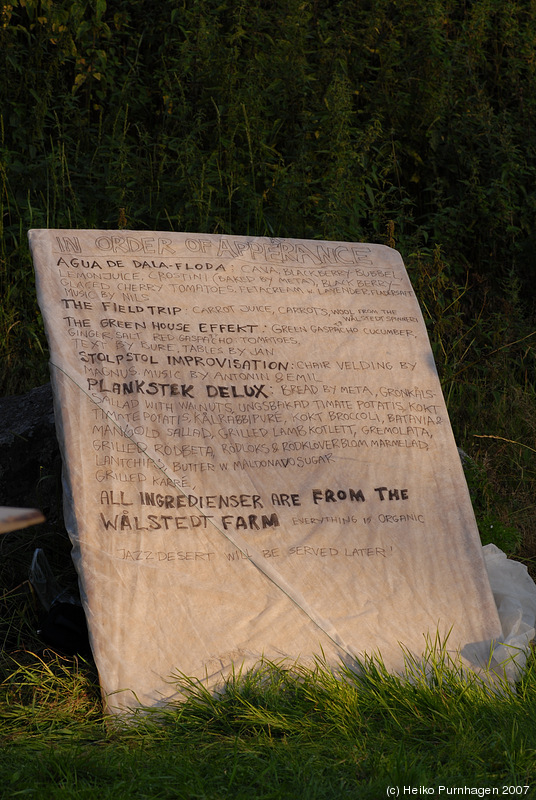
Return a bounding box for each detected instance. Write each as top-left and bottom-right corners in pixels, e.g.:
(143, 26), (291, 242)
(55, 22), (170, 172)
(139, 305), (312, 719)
(1, 645), (536, 798)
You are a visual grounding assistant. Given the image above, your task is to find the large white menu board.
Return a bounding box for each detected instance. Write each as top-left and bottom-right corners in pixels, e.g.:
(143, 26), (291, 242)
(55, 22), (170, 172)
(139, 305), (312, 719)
(29, 230), (502, 711)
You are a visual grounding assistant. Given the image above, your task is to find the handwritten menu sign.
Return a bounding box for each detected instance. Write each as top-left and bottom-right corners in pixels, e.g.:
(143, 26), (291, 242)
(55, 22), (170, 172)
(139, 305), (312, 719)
(29, 230), (502, 711)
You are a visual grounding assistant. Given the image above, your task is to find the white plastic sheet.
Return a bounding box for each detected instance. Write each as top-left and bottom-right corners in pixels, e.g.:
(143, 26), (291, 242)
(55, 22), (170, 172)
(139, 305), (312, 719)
(484, 544), (536, 681)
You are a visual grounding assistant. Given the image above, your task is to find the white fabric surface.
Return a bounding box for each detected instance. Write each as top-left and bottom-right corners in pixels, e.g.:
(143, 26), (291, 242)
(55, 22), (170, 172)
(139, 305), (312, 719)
(29, 230), (510, 710)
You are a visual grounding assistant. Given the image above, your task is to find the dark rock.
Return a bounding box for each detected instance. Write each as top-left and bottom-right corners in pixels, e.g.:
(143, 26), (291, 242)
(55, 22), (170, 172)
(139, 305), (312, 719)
(0, 385), (80, 649)
(0, 383), (61, 522)
(38, 601), (91, 656)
